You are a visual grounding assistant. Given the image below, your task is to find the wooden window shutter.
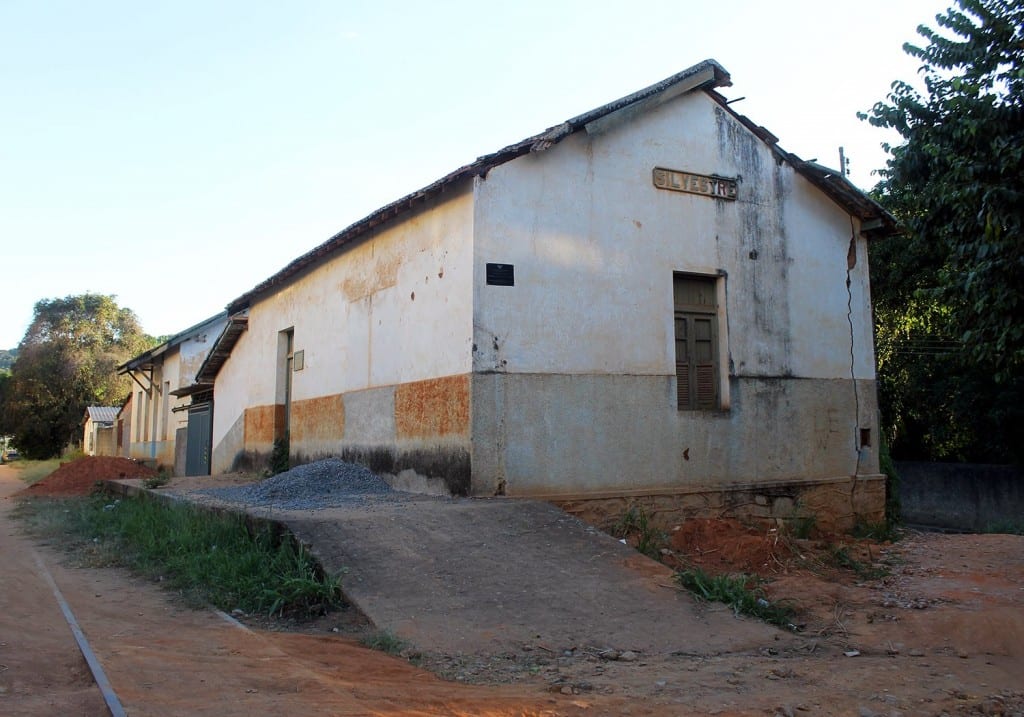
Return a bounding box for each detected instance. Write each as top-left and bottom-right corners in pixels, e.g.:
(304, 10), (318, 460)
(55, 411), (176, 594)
(695, 364), (716, 408)
(675, 316), (690, 409)
(693, 317), (717, 408)
(674, 275), (720, 411)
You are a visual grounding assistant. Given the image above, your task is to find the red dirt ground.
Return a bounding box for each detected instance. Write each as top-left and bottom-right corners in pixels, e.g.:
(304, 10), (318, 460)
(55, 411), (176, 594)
(26, 456), (156, 497)
(662, 517), (884, 580)
(7, 470), (1023, 716)
(666, 518), (797, 573)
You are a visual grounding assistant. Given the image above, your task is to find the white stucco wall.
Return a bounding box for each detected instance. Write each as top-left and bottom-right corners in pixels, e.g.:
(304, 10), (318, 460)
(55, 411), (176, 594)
(470, 89), (879, 495)
(177, 317), (226, 388)
(126, 352), (179, 465)
(472, 92), (874, 381)
(203, 83), (879, 499)
(123, 315), (226, 468)
(210, 187), (475, 467)
(160, 352), (183, 441)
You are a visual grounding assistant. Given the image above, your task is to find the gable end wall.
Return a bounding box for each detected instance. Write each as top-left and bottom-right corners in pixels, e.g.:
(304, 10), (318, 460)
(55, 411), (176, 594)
(469, 89), (882, 527)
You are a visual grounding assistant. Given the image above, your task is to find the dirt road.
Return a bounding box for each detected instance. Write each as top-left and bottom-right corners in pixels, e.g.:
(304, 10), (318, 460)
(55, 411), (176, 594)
(2, 464), (1023, 716)
(0, 469), (110, 714)
(0, 467), (585, 716)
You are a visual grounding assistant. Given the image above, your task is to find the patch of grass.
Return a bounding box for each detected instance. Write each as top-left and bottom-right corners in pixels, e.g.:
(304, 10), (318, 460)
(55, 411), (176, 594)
(879, 433), (901, 528)
(827, 544), (889, 580)
(613, 505), (665, 560)
(675, 567), (796, 629)
(11, 496), (79, 538)
(360, 629), (409, 655)
(852, 519), (901, 542)
(269, 436), (290, 476)
(780, 499), (819, 539)
(16, 494), (344, 619)
(61, 448), (86, 462)
(984, 521), (1024, 536)
(7, 458), (63, 485)
(786, 512), (818, 539)
(142, 471), (171, 489)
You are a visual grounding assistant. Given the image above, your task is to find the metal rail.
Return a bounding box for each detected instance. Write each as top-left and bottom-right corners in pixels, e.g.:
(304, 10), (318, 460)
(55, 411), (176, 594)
(32, 552), (128, 717)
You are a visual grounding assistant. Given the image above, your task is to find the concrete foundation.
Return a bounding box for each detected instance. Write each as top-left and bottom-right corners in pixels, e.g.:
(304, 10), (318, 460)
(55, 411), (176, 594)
(554, 474), (886, 534)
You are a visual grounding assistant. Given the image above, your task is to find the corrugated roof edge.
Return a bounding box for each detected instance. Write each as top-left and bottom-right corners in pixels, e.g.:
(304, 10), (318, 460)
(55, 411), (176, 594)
(118, 311), (229, 373)
(226, 59), (732, 313)
(85, 406), (119, 424)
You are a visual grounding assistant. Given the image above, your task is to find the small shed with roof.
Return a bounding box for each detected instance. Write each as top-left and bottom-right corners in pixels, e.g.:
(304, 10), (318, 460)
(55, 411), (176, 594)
(82, 406), (119, 457)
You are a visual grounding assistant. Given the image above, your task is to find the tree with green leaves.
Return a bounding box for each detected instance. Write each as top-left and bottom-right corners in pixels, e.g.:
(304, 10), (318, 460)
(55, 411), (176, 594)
(1, 294), (155, 458)
(863, 0), (1024, 463)
(0, 369), (12, 439)
(0, 349), (17, 371)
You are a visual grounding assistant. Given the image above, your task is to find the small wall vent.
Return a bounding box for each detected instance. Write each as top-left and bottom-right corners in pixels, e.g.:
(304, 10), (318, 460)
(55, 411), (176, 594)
(486, 263), (515, 286)
(859, 427), (871, 448)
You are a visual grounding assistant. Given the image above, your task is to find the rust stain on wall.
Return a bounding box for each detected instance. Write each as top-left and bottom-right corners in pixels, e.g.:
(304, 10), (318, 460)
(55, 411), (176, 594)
(290, 394), (345, 445)
(244, 404), (285, 446)
(395, 374), (470, 439)
(340, 252), (402, 302)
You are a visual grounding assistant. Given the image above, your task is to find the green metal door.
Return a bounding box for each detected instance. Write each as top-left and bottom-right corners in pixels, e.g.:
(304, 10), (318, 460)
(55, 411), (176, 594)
(185, 402), (212, 476)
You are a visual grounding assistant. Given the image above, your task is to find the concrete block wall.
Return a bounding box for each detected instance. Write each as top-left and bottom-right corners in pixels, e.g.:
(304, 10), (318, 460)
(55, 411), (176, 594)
(898, 462), (1024, 532)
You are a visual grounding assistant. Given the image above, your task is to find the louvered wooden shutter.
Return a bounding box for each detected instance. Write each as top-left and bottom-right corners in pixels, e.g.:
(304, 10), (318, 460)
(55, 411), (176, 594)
(675, 316), (690, 409)
(673, 275), (720, 411)
(693, 317), (716, 409)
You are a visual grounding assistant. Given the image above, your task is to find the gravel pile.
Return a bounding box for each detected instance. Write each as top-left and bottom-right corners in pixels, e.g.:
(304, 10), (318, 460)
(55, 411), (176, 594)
(196, 458), (400, 511)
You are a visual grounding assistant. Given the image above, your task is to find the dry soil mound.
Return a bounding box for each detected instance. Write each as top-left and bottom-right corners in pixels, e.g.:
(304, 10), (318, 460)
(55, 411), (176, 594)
(668, 518), (794, 573)
(26, 456), (156, 497)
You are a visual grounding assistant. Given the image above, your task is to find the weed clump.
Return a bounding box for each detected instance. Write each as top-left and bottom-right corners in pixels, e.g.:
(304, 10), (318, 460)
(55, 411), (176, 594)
(675, 568), (797, 629)
(879, 434), (901, 528)
(852, 519), (901, 542)
(269, 436), (290, 476)
(786, 512), (817, 539)
(361, 629), (409, 655)
(826, 544), (890, 580)
(613, 505), (665, 560)
(984, 520), (1024, 536)
(143, 471), (171, 489)
(17, 494), (343, 619)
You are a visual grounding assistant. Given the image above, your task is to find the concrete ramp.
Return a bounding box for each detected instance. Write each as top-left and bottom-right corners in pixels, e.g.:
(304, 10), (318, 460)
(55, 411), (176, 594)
(270, 497), (783, 657)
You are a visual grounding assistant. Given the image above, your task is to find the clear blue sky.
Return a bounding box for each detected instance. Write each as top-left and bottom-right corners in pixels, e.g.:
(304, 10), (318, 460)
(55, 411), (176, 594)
(0, 0), (949, 349)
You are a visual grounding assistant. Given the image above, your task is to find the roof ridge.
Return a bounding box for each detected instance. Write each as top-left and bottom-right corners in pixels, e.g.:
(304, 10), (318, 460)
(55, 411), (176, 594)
(226, 60), (731, 313)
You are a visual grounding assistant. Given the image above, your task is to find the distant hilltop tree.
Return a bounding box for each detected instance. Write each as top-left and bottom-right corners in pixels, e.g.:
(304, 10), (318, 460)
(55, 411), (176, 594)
(0, 348), (17, 372)
(0, 294), (156, 458)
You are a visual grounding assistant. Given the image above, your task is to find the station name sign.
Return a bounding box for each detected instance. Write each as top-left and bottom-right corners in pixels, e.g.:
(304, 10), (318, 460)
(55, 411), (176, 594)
(652, 167), (738, 201)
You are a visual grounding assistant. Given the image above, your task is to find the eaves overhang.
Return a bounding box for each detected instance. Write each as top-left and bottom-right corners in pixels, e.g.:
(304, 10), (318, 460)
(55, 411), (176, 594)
(118, 344), (167, 374)
(193, 311), (249, 385)
(226, 60), (733, 313)
(704, 90), (898, 238)
(168, 383), (214, 398)
(789, 160), (898, 237)
(117, 311), (230, 374)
